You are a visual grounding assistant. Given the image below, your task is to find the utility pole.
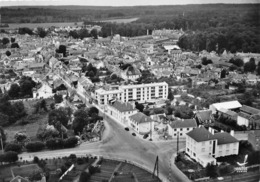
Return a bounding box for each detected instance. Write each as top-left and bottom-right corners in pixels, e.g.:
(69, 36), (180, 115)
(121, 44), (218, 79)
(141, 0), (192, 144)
(177, 131), (179, 155)
(0, 133), (4, 154)
(152, 156), (159, 179)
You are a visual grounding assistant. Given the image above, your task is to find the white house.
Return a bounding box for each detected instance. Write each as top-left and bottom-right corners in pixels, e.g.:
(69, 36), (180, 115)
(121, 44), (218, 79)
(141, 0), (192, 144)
(33, 83), (53, 99)
(237, 105), (260, 128)
(209, 100), (242, 114)
(106, 100), (138, 126)
(186, 127), (239, 167)
(167, 119), (197, 139)
(129, 112), (154, 135)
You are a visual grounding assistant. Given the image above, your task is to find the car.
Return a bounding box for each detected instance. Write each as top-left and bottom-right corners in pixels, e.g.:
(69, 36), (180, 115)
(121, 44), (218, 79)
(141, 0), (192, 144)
(125, 127), (129, 131)
(217, 177), (224, 181)
(143, 134), (149, 139)
(132, 133), (136, 136)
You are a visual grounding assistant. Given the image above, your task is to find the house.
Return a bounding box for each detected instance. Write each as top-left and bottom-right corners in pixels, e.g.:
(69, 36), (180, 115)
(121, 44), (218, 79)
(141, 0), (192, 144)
(33, 83), (53, 99)
(237, 105), (260, 128)
(186, 127), (239, 167)
(209, 100), (242, 114)
(167, 119), (197, 139)
(248, 130), (260, 151)
(129, 112), (154, 135)
(10, 176), (29, 182)
(106, 100), (138, 125)
(195, 110), (213, 125)
(28, 63), (46, 74)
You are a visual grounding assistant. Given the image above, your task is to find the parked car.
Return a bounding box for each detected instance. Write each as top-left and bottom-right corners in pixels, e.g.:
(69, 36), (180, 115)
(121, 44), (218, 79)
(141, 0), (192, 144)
(143, 134), (149, 139)
(132, 133), (136, 136)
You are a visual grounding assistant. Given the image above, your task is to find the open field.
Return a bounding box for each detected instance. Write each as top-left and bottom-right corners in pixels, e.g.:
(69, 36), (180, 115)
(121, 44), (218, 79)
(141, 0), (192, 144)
(4, 98), (54, 142)
(5, 17), (139, 29)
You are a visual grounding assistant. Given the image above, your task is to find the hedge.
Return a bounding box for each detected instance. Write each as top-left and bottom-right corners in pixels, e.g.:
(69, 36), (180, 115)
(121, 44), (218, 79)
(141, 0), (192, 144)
(4, 143), (22, 153)
(25, 141), (45, 152)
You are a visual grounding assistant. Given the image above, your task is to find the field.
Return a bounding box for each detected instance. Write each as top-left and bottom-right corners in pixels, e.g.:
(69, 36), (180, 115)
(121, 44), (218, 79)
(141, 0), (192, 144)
(7, 22), (83, 29)
(6, 17), (139, 29)
(4, 98), (54, 142)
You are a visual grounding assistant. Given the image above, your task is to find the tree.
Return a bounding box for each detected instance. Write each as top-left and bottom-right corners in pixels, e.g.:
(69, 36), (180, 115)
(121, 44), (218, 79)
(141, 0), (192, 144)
(229, 58), (244, 67)
(18, 27), (33, 35)
(205, 163), (218, 178)
(0, 113), (9, 126)
(4, 143), (22, 153)
(257, 61), (260, 75)
(25, 141), (45, 152)
(5, 50), (11, 57)
(58, 45), (67, 57)
(0, 151), (18, 163)
(2, 37), (10, 45)
(69, 30), (79, 39)
(19, 76), (36, 97)
(167, 89), (174, 101)
(11, 37), (15, 43)
(244, 58), (256, 73)
(37, 27), (48, 38)
(89, 107), (99, 116)
(14, 131), (28, 145)
(46, 138), (63, 149)
(63, 137), (78, 148)
(36, 125), (59, 141)
(8, 84), (20, 98)
(90, 29), (98, 39)
(79, 171), (91, 182)
(0, 127), (6, 149)
(54, 94), (63, 103)
(135, 102), (144, 112)
(73, 108), (90, 134)
(11, 43), (20, 48)
(48, 108), (70, 127)
(220, 69), (226, 79)
(247, 151), (260, 165)
(201, 57), (212, 65)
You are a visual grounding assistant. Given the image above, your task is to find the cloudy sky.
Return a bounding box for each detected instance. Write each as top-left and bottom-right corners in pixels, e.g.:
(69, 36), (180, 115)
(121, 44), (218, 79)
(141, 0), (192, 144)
(0, 0), (258, 6)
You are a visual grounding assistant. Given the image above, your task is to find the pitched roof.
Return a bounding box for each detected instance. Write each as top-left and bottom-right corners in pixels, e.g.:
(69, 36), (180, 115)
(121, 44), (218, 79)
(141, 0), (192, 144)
(129, 112), (153, 124)
(169, 119), (197, 128)
(110, 101), (136, 112)
(186, 127), (215, 142)
(240, 105), (260, 115)
(196, 110), (212, 121)
(213, 132), (238, 145)
(211, 101), (242, 111)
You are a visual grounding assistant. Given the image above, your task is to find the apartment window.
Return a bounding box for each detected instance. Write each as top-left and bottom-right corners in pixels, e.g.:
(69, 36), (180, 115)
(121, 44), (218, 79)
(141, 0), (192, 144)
(193, 153), (196, 157)
(226, 149), (229, 154)
(180, 128), (183, 131)
(187, 148), (190, 152)
(219, 145), (222, 149)
(174, 129), (177, 131)
(202, 142), (205, 146)
(201, 148), (205, 152)
(227, 144), (230, 148)
(180, 133), (183, 136)
(209, 141), (212, 144)
(219, 151), (222, 156)
(174, 134), (176, 136)
(187, 128), (189, 131)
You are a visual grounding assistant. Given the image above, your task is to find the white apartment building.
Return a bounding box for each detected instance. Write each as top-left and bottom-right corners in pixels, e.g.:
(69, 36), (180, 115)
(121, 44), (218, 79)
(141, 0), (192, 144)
(95, 82), (168, 105)
(106, 100), (138, 126)
(186, 127), (239, 167)
(167, 119), (197, 139)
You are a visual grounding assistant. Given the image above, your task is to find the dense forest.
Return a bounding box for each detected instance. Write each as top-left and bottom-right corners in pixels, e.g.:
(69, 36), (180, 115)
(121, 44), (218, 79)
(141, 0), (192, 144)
(1, 4), (259, 53)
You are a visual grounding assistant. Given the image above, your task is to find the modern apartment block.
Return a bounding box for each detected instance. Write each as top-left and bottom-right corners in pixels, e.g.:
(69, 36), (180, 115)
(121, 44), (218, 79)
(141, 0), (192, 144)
(95, 82), (168, 105)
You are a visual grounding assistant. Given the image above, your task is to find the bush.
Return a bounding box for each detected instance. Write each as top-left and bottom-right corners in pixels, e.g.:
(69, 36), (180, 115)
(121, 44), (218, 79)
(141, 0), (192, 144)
(4, 143), (22, 153)
(64, 137), (78, 148)
(79, 171), (91, 182)
(77, 158), (84, 165)
(0, 151), (18, 163)
(89, 165), (101, 175)
(25, 141), (45, 152)
(46, 138), (64, 149)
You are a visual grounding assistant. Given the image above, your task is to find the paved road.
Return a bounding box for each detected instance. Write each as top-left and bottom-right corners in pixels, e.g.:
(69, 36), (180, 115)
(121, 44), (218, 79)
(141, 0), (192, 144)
(20, 71), (189, 182)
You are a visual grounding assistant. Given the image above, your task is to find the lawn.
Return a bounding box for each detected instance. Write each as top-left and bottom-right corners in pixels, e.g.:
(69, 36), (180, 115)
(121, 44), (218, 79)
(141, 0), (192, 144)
(0, 163), (14, 182)
(12, 164), (40, 177)
(4, 98), (54, 142)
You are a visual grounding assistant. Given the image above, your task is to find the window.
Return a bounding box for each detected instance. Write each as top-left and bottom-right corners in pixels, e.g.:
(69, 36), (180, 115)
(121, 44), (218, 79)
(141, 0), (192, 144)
(180, 128), (183, 131)
(180, 133), (183, 136)
(201, 148), (205, 152)
(193, 153), (196, 157)
(202, 142), (205, 146)
(187, 148), (190, 152)
(174, 134), (176, 136)
(187, 128), (189, 131)
(174, 129), (177, 131)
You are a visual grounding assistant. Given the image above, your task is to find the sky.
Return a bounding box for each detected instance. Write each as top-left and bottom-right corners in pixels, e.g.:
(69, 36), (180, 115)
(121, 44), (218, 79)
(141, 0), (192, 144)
(0, 0), (259, 6)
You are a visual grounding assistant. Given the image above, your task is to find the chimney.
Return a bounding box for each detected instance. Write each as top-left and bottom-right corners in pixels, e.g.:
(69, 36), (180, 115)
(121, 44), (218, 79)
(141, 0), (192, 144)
(230, 130), (234, 136)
